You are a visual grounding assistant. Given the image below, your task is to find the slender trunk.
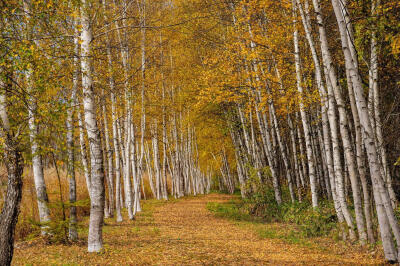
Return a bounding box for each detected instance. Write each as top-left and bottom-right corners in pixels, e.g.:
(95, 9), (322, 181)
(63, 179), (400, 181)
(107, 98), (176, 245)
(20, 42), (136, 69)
(78, 108), (91, 196)
(350, 78), (375, 242)
(145, 142), (157, 198)
(102, 0), (118, 219)
(270, 101), (295, 202)
(123, 114), (134, 219)
(296, 0), (334, 201)
(160, 25), (169, 200)
(152, 122), (161, 200)
(131, 124), (141, 213)
(368, 0), (396, 209)
(292, 0), (318, 207)
(253, 93), (282, 204)
(66, 17), (79, 241)
(288, 115), (302, 200)
(24, 0), (51, 234)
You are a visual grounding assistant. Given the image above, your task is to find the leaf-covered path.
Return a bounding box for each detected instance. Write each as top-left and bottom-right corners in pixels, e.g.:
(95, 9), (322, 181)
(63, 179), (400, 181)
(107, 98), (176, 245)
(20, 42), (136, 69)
(13, 194), (384, 265)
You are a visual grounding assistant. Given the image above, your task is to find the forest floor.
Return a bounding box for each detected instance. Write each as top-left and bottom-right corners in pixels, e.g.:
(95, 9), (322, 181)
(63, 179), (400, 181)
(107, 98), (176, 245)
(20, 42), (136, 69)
(13, 193), (385, 265)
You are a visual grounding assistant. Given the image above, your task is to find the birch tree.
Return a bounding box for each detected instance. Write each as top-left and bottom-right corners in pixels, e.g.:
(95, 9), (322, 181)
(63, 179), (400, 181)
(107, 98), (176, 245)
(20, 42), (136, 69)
(80, 0), (106, 252)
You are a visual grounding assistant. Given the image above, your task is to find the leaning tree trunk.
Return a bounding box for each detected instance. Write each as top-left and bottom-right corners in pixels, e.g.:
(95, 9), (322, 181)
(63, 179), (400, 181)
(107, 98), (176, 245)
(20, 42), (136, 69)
(367, 0), (397, 209)
(292, 0), (318, 207)
(348, 68), (375, 243)
(296, 0), (334, 200)
(331, 0), (400, 260)
(80, 0), (105, 252)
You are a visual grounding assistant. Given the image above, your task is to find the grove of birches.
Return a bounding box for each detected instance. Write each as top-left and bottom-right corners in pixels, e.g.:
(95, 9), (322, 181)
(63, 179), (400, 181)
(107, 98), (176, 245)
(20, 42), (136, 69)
(0, 0), (400, 264)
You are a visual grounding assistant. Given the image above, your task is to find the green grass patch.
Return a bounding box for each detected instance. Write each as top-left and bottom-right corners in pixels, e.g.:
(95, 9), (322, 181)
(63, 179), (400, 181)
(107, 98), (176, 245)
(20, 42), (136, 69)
(206, 194), (332, 249)
(206, 200), (257, 222)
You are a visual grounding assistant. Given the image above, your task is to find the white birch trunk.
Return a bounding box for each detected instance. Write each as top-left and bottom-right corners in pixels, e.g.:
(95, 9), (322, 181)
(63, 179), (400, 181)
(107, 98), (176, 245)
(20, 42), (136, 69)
(331, 0), (400, 260)
(144, 142), (157, 198)
(80, 0), (105, 252)
(123, 113), (134, 219)
(66, 17), (80, 241)
(292, 1), (318, 207)
(24, 0), (51, 235)
(367, 0), (397, 209)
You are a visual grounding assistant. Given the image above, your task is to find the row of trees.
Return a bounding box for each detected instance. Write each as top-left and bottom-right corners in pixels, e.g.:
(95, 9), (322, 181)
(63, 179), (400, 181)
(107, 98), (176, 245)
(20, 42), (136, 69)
(184, 0), (400, 262)
(0, 0), (214, 264)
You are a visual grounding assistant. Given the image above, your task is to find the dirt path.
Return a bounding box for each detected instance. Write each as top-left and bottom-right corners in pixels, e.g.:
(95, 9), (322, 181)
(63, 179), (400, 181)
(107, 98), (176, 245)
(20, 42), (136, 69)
(13, 194), (384, 265)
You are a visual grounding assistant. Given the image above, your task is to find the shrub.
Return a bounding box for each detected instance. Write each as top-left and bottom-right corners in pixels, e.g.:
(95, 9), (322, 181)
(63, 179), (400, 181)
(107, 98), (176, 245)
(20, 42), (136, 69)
(215, 173), (338, 238)
(281, 201), (337, 237)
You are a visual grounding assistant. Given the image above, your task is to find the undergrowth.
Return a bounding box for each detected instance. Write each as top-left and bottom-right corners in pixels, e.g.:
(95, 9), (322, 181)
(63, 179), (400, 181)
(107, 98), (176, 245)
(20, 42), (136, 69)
(207, 177), (339, 244)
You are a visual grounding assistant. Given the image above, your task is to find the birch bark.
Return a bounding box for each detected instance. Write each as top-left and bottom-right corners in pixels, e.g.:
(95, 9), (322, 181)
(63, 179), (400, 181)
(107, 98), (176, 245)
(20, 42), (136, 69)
(24, 0), (51, 234)
(66, 17), (80, 241)
(331, 0), (400, 259)
(80, 0), (106, 252)
(292, 0), (318, 207)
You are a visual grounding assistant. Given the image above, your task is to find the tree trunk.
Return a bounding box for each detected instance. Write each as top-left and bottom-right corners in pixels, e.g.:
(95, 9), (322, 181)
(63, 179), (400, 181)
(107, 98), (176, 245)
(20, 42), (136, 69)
(292, 0), (318, 207)
(80, 0), (105, 252)
(24, 0), (51, 234)
(331, 0), (400, 260)
(0, 75), (24, 266)
(66, 16), (79, 241)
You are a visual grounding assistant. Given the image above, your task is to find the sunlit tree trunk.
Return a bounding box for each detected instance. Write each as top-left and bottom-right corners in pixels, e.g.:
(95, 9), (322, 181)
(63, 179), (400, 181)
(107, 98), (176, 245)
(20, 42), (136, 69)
(159, 28), (169, 200)
(123, 113), (134, 219)
(80, 0), (105, 252)
(102, 84), (114, 218)
(131, 124), (141, 213)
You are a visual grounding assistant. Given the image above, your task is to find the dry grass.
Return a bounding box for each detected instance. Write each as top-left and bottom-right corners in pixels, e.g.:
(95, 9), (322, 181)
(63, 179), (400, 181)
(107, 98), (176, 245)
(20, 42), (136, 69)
(0, 166), (166, 241)
(0, 167), (90, 241)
